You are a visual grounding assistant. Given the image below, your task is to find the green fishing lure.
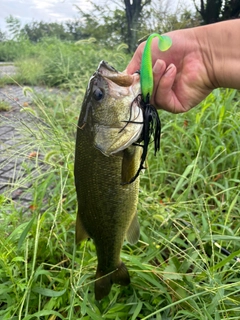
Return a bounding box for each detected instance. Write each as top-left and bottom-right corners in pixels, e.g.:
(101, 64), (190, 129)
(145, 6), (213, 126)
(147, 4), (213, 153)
(140, 33), (172, 103)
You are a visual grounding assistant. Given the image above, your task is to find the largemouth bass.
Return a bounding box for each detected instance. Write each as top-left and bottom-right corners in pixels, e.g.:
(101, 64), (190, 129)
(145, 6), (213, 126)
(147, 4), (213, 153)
(74, 61), (143, 300)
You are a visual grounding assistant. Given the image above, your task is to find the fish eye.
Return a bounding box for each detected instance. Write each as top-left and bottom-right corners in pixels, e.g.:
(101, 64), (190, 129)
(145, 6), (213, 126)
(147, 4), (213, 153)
(93, 88), (104, 101)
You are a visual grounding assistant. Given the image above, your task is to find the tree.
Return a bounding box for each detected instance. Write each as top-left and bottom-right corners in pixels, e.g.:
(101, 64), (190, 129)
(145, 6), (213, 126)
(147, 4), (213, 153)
(143, 3), (201, 35)
(124, 0), (151, 52)
(194, 0), (240, 24)
(0, 30), (6, 42)
(5, 15), (22, 40)
(221, 0), (240, 20)
(75, 0), (152, 52)
(196, 0), (222, 24)
(22, 21), (68, 42)
(74, 3), (128, 47)
(64, 19), (84, 41)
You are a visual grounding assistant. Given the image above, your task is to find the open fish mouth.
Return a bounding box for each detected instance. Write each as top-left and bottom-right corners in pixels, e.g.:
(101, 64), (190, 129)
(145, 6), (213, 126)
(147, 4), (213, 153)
(97, 60), (134, 87)
(103, 73), (134, 87)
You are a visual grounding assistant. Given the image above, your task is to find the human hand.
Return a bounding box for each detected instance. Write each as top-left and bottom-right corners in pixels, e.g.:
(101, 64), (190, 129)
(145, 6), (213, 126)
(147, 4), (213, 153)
(126, 28), (215, 113)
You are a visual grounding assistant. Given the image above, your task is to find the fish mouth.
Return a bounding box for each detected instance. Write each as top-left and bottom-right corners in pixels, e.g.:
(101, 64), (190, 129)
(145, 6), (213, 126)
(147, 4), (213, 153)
(97, 60), (135, 87)
(103, 73), (134, 87)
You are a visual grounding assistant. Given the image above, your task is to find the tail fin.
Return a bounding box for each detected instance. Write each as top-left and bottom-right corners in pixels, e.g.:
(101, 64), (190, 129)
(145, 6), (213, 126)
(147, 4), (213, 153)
(95, 261), (130, 300)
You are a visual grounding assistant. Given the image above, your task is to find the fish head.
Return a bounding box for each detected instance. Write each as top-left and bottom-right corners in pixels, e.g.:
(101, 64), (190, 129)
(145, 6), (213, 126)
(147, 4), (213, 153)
(79, 60), (143, 156)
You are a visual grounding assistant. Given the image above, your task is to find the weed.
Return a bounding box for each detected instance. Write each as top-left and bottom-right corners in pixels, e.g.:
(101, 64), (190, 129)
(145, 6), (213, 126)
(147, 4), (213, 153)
(0, 100), (11, 111)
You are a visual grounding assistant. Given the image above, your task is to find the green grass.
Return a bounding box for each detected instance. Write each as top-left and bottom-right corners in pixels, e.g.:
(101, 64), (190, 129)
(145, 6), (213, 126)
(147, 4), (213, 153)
(0, 100), (11, 111)
(0, 45), (239, 319)
(0, 37), (130, 88)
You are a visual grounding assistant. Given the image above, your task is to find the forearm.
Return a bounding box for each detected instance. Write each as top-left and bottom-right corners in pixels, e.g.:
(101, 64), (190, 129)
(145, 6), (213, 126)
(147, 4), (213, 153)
(194, 20), (240, 90)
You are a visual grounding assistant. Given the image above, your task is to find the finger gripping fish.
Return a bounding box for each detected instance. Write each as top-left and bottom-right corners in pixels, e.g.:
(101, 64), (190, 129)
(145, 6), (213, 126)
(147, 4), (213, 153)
(74, 61), (143, 300)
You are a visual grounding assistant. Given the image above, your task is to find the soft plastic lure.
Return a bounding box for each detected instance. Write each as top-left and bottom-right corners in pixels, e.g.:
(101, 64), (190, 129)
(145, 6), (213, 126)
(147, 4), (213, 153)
(140, 33), (172, 103)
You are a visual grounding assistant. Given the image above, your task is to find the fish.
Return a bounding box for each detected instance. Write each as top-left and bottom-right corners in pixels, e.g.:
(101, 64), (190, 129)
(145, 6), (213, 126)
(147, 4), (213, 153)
(74, 60), (143, 300)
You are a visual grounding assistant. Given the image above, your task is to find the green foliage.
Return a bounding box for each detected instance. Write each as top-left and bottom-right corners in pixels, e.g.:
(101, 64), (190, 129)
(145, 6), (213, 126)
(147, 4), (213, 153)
(0, 37), (131, 87)
(142, 8), (201, 35)
(5, 15), (22, 40)
(1, 2), (202, 56)
(0, 2), (202, 60)
(22, 20), (72, 42)
(0, 51), (239, 320)
(0, 30), (7, 42)
(0, 37), (35, 62)
(0, 100), (11, 111)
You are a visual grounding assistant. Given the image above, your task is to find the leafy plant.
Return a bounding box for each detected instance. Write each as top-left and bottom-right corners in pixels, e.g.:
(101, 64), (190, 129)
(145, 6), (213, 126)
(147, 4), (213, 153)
(0, 100), (11, 111)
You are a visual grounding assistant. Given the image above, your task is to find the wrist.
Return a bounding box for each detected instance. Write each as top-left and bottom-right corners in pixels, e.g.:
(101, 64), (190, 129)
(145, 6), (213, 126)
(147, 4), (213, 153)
(195, 20), (240, 90)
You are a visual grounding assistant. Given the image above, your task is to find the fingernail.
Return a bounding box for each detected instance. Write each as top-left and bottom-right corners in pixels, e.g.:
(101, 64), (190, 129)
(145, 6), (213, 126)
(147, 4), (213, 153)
(164, 64), (174, 76)
(153, 60), (165, 74)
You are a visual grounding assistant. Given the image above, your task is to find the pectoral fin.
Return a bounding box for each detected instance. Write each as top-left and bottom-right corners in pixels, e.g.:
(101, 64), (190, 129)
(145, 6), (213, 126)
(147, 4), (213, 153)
(126, 213), (140, 245)
(75, 211), (89, 244)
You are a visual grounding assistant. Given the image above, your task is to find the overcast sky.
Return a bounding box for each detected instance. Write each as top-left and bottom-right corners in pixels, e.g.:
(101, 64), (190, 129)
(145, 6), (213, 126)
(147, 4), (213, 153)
(0, 0), (84, 31)
(0, 0), (196, 33)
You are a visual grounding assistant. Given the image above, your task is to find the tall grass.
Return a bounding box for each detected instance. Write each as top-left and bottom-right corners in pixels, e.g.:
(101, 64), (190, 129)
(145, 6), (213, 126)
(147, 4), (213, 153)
(0, 37), (130, 88)
(0, 37), (35, 62)
(0, 43), (239, 319)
